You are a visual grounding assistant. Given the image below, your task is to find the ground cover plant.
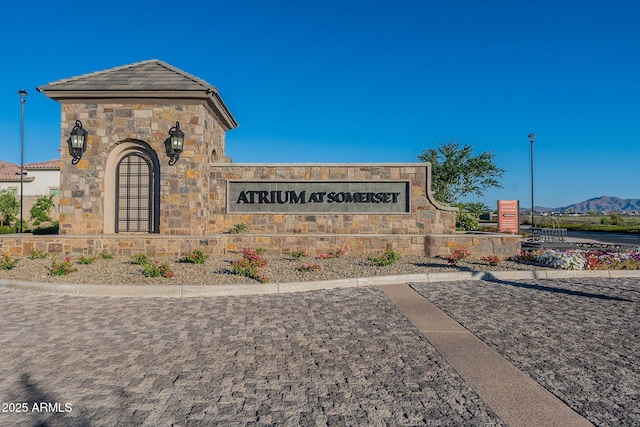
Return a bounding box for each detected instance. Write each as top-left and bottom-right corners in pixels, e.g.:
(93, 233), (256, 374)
(297, 263), (322, 272)
(47, 257), (77, 276)
(78, 255), (97, 265)
(231, 248), (269, 283)
(318, 247), (347, 259)
(481, 255), (500, 266)
(229, 222), (248, 234)
(369, 249), (401, 266)
(445, 249), (471, 264)
(131, 254), (150, 265)
(291, 250), (306, 261)
(142, 260), (175, 278)
(29, 250), (48, 260)
(181, 250), (209, 264)
(514, 248), (640, 270)
(0, 254), (19, 270)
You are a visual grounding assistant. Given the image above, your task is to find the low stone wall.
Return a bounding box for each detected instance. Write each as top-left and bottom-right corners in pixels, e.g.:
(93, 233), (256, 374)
(1, 232), (521, 259)
(425, 233), (523, 258)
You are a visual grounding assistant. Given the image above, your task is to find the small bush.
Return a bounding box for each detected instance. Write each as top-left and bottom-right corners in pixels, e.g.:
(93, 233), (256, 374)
(445, 249), (471, 264)
(297, 263), (322, 272)
(48, 257), (77, 276)
(181, 250), (209, 264)
(0, 254), (19, 270)
(32, 222), (59, 235)
(231, 249), (269, 283)
(30, 195), (54, 223)
(318, 247), (347, 259)
(369, 249), (401, 266)
(0, 226), (17, 234)
(291, 250), (306, 261)
(456, 212), (479, 231)
(78, 256), (97, 265)
(481, 255), (500, 266)
(100, 253), (114, 259)
(29, 250), (48, 260)
(131, 254), (150, 265)
(229, 222), (248, 234)
(143, 260), (175, 278)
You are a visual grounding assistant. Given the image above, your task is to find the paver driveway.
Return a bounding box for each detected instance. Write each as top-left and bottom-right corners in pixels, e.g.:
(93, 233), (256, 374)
(1, 276), (638, 426)
(0, 286), (501, 427)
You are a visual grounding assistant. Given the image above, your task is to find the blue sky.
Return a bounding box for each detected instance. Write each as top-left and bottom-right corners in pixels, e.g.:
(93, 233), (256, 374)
(2, 0), (638, 208)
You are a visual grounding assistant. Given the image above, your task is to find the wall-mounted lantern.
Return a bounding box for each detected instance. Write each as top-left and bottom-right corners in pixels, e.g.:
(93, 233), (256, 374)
(68, 120), (88, 164)
(165, 121), (185, 165)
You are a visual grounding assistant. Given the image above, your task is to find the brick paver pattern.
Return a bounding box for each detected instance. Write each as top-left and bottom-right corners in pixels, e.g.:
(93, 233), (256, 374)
(412, 277), (640, 427)
(0, 287), (503, 427)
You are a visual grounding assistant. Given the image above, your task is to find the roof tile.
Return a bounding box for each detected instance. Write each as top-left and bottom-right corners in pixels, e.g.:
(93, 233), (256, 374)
(36, 59), (218, 93)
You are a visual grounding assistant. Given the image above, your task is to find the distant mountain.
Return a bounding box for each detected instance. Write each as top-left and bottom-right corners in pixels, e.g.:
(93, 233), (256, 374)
(552, 196), (640, 214)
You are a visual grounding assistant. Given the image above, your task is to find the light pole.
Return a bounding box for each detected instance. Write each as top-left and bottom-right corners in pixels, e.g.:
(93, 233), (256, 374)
(18, 89), (28, 233)
(528, 133), (536, 228)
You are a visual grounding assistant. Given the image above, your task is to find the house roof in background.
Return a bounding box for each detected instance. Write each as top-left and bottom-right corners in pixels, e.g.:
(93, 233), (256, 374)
(24, 160), (61, 170)
(0, 160), (59, 182)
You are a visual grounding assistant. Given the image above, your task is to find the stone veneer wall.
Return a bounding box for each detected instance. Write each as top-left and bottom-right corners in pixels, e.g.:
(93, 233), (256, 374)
(208, 163), (457, 235)
(58, 103), (227, 236)
(0, 233), (521, 258)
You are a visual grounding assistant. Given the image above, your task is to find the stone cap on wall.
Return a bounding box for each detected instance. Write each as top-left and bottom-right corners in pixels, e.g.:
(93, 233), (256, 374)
(36, 59), (238, 130)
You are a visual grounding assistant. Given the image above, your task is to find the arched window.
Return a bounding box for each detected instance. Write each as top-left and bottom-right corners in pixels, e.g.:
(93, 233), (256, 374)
(115, 151), (159, 233)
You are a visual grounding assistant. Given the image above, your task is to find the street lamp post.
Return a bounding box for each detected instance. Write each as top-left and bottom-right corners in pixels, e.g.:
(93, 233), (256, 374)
(18, 89), (28, 233)
(528, 133), (536, 228)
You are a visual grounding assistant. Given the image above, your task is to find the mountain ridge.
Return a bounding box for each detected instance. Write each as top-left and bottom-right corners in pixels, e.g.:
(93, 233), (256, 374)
(534, 196), (640, 213)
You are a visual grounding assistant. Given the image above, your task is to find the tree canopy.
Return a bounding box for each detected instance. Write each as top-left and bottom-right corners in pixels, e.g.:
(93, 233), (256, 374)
(417, 139), (505, 205)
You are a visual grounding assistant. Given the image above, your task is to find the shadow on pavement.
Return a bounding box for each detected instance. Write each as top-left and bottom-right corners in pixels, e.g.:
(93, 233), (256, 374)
(485, 278), (633, 302)
(16, 373), (91, 427)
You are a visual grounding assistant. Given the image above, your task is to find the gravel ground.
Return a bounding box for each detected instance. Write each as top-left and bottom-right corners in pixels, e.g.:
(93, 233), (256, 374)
(411, 277), (640, 427)
(0, 253), (551, 286)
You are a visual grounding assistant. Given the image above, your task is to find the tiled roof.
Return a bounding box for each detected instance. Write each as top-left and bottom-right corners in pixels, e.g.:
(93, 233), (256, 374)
(36, 59), (238, 130)
(0, 163), (35, 183)
(24, 160), (61, 170)
(36, 59), (217, 92)
(0, 160), (58, 182)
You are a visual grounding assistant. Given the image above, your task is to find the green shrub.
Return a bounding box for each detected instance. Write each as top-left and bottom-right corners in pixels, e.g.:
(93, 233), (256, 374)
(229, 222), (248, 234)
(181, 250), (208, 264)
(30, 195), (54, 223)
(78, 255), (97, 265)
(47, 257), (77, 276)
(231, 249), (268, 282)
(291, 250), (306, 261)
(369, 249), (401, 266)
(445, 249), (471, 264)
(297, 263), (322, 272)
(0, 254), (19, 270)
(0, 226), (18, 234)
(142, 260), (175, 278)
(0, 193), (19, 226)
(456, 212), (479, 231)
(131, 253), (150, 265)
(29, 250), (48, 260)
(32, 222), (59, 235)
(100, 253), (114, 259)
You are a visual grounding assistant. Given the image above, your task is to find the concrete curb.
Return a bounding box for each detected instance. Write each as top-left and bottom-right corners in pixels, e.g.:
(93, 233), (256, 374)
(1, 269), (639, 298)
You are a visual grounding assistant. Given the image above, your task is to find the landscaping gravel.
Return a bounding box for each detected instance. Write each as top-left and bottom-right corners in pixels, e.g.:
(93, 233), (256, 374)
(0, 253), (552, 286)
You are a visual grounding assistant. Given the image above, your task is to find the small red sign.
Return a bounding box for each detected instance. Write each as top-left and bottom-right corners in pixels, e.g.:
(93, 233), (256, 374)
(498, 200), (520, 234)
